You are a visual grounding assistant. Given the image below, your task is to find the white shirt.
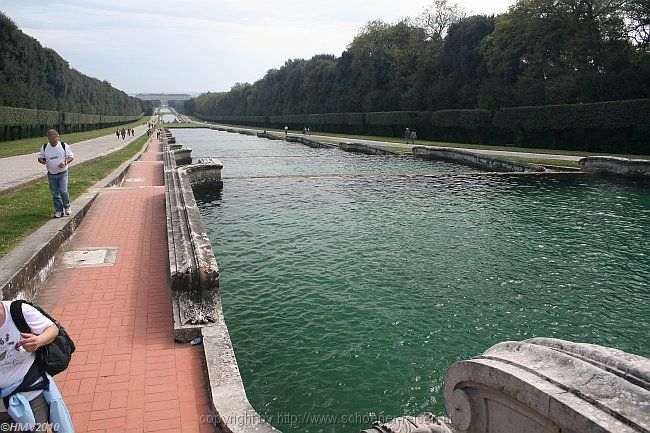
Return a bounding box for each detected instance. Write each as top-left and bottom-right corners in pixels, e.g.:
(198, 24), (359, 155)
(38, 141), (74, 175)
(0, 301), (54, 411)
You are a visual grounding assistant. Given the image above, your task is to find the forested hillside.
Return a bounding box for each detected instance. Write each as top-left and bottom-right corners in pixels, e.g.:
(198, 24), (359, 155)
(0, 12), (146, 115)
(187, 0), (650, 117)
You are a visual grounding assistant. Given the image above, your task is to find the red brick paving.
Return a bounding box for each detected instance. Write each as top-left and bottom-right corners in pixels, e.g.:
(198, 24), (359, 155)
(36, 138), (215, 433)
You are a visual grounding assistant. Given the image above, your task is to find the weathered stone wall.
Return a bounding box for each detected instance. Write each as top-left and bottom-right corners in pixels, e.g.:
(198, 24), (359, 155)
(162, 132), (277, 433)
(286, 135), (337, 148)
(413, 146), (545, 172)
(340, 142), (399, 155)
(580, 156), (650, 177)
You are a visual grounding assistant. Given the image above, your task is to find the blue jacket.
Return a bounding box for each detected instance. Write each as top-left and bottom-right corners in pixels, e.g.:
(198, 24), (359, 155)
(0, 373), (74, 432)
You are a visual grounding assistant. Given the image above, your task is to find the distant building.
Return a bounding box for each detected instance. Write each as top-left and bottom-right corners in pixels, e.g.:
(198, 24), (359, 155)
(135, 93), (192, 102)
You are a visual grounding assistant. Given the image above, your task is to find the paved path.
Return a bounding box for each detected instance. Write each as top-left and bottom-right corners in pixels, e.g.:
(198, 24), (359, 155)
(36, 138), (215, 433)
(0, 124), (149, 194)
(205, 123), (583, 162)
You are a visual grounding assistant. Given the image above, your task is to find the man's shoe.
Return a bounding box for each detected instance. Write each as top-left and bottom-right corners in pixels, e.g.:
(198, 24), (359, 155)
(54, 211), (62, 218)
(64, 207), (71, 216)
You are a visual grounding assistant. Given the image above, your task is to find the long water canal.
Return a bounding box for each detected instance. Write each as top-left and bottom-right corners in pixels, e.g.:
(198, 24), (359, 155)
(174, 128), (650, 433)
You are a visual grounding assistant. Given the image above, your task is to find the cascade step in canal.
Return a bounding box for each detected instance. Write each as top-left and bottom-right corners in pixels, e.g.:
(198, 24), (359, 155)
(175, 128), (649, 433)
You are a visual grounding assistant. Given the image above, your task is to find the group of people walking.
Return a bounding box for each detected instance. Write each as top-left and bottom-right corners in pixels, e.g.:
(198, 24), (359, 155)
(404, 128), (417, 144)
(115, 128), (135, 139)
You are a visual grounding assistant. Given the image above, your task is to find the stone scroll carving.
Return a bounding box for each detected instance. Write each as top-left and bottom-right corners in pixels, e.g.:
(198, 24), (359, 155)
(443, 338), (649, 433)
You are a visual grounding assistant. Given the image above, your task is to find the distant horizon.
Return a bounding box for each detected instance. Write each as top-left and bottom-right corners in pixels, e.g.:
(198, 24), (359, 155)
(1, 0), (513, 95)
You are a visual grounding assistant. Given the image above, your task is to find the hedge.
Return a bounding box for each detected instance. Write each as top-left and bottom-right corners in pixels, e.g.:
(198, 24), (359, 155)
(0, 106), (143, 142)
(195, 99), (649, 153)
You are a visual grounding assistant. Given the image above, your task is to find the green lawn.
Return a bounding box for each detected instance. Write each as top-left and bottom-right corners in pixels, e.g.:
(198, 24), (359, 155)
(0, 133), (149, 258)
(203, 121), (649, 160)
(0, 116), (149, 158)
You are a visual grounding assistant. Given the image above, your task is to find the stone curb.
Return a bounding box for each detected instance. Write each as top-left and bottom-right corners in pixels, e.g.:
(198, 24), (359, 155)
(580, 156), (650, 177)
(412, 145), (545, 172)
(161, 131), (278, 433)
(339, 142), (400, 155)
(0, 135), (152, 301)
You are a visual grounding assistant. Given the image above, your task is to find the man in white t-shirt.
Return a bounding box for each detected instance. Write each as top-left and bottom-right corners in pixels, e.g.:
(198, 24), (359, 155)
(37, 129), (74, 218)
(0, 301), (59, 429)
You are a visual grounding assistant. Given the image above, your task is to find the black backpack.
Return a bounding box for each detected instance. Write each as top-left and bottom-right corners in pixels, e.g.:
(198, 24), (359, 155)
(10, 300), (76, 376)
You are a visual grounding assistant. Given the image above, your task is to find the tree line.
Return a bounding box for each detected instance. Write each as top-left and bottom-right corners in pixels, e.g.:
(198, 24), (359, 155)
(185, 0), (649, 117)
(0, 12), (151, 116)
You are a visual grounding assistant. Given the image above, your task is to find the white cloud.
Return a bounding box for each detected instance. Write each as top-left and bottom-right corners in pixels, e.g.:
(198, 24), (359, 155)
(2, 0), (514, 93)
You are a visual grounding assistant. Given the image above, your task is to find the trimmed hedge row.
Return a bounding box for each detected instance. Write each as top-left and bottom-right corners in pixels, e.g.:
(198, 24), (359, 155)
(195, 99), (649, 153)
(0, 106), (143, 142)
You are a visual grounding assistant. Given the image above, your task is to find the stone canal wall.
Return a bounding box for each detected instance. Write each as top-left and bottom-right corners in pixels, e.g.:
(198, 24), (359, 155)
(339, 142), (399, 155)
(580, 156), (650, 177)
(162, 131), (277, 433)
(412, 145), (545, 172)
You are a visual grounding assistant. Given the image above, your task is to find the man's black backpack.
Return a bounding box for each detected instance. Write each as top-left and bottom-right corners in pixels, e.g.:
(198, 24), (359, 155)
(10, 300), (76, 376)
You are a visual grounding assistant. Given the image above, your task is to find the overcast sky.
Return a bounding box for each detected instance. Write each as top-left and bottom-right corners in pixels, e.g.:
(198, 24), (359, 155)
(2, 0), (513, 95)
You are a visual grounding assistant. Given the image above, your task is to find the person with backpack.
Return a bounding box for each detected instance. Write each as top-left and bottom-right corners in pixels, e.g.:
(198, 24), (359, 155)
(0, 300), (74, 432)
(38, 129), (74, 218)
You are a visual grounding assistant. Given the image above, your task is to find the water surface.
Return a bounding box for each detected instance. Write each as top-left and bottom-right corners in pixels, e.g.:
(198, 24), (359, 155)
(175, 129), (650, 433)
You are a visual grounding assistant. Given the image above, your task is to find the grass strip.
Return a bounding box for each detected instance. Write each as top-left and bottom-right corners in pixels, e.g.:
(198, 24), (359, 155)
(0, 133), (149, 258)
(0, 116), (149, 158)
(202, 121), (649, 160)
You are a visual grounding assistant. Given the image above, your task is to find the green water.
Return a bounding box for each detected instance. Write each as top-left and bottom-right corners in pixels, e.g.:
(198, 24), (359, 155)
(176, 129), (650, 433)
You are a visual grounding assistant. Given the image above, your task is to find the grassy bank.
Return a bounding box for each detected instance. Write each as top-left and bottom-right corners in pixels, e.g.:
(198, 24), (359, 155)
(0, 133), (149, 258)
(0, 116), (149, 158)
(205, 121), (650, 160)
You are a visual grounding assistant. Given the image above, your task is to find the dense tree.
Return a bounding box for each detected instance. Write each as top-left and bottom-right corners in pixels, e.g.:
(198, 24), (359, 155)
(482, 0), (650, 105)
(186, 0), (649, 118)
(0, 12), (146, 115)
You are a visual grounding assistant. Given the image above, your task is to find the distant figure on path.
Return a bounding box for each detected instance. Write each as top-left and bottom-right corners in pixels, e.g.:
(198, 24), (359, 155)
(410, 130), (417, 144)
(404, 128), (411, 144)
(116, 129), (120, 139)
(121, 128), (126, 140)
(37, 129), (74, 218)
(284, 125), (289, 137)
(307, 127), (310, 135)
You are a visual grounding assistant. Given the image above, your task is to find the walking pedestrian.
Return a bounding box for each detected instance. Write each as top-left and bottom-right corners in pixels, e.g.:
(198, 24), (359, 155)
(0, 301), (74, 432)
(404, 128), (411, 144)
(116, 129), (120, 139)
(121, 128), (126, 140)
(410, 130), (417, 144)
(284, 125), (289, 137)
(37, 129), (74, 218)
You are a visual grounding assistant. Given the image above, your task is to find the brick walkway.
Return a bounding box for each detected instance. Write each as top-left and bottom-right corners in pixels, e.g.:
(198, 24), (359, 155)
(36, 138), (215, 433)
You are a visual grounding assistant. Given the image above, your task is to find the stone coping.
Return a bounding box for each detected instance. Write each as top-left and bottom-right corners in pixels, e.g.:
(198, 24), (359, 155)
(0, 137), (152, 301)
(162, 132), (278, 432)
(340, 142), (400, 155)
(580, 156), (650, 177)
(412, 145), (545, 172)
(286, 135), (337, 148)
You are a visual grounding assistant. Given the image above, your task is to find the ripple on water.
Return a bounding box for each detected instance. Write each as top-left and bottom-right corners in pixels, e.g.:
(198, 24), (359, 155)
(177, 129), (650, 433)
